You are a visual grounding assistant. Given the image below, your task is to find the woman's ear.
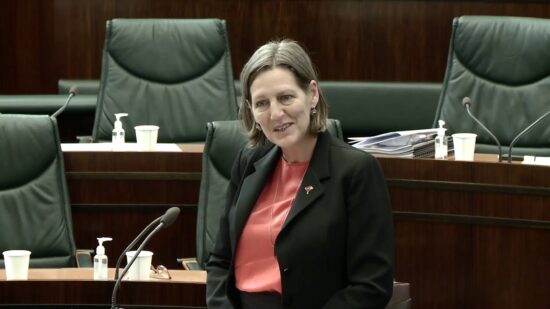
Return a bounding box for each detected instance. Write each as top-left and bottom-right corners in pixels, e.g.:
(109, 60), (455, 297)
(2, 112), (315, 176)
(309, 80), (319, 106)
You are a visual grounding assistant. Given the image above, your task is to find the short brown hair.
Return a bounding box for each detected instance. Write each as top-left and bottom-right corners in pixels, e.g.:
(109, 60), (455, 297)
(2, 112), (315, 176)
(239, 39), (328, 146)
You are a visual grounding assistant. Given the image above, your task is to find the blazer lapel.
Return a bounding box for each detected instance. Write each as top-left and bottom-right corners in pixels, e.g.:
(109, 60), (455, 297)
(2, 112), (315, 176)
(230, 146), (281, 252)
(282, 132), (331, 230)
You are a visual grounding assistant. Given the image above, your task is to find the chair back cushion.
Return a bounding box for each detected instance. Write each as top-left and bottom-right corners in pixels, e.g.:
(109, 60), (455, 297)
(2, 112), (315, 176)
(92, 19), (238, 143)
(323, 81), (440, 138)
(0, 114), (76, 267)
(196, 119), (342, 268)
(434, 16), (550, 155)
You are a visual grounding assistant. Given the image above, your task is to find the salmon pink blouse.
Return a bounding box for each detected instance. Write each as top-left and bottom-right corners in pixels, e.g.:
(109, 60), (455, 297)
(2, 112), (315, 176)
(234, 157), (309, 293)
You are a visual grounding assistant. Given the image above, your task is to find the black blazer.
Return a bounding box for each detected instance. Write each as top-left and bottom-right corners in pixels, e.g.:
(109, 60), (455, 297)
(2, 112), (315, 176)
(207, 131), (394, 309)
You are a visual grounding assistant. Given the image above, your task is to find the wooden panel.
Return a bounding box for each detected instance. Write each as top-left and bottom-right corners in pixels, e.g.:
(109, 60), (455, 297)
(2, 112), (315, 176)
(4, 1), (550, 93)
(59, 148), (550, 309)
(378, 156), (550, 309)
(0, 268), (206, 308)
(64, 148), (202, 270)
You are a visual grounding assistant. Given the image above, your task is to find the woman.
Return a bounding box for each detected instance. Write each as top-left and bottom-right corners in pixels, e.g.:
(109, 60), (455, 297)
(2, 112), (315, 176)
(206, 39), (394, 309)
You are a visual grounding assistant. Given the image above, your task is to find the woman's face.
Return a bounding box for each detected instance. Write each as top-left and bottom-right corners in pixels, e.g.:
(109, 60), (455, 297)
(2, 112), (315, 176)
(249, 67), (319, 151)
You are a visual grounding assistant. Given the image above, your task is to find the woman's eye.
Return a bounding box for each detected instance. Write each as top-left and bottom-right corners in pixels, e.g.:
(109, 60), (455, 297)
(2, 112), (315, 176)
(279, 95), (293, 103)
(254, 100), (268, 109)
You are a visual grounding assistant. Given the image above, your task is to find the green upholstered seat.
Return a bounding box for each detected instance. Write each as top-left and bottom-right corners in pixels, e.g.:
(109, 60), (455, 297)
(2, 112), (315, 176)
(234, 80), (441, 139)
(92, 19), (238, 143)
(0, 95), (97, 114)
(0, 114), (76, 268)
(434, 16), (550, 156)
(322, 81), (440, 138)
(58, 80), (100, 95)
(195, 119), (343, 269)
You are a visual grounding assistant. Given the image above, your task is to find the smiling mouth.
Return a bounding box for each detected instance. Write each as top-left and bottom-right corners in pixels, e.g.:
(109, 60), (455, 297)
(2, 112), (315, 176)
(274, 123), (292, 132)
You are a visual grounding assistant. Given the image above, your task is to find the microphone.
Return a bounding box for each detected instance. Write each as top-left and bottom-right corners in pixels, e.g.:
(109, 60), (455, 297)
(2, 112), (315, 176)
(113, 207), (180, 280)
(51, 86), (78, 119)
(462, 97), (503, 162)
(507, 110), (550, 163)
(111, 207), (180, 309)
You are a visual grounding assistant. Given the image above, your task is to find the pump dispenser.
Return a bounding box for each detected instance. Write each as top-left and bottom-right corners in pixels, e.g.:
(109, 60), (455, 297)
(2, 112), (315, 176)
(434, 120), (448, 160)
(94, 237), (112, 280)
(112, 113), (128, 151)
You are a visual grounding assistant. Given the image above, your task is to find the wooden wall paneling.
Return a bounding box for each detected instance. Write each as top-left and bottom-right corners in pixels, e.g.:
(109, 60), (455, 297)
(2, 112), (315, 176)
(0, 1), (16, 92)
(1, 1), (55, 93)
(53, 0), (116, 80)
(5, 1), (550, 94)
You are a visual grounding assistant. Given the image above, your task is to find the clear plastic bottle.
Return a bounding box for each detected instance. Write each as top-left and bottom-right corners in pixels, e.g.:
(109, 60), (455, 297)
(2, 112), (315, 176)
(434, 119), (448, 160)
(112, 113), (128, 151)
(93, 237), (112, 280)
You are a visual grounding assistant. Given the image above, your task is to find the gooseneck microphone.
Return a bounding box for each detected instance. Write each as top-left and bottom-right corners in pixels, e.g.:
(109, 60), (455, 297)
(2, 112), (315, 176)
(111, 207), (180, 309)
(113, 217), (161, 280)
(113, 207), (180, 280)
(462, 97), (503, 162)
(507, 110), (550, 163)
(51, 86), (78, 119)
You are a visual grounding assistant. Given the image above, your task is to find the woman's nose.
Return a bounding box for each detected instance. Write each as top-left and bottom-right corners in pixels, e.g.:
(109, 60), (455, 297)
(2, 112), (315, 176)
(269, 102), (284, 120)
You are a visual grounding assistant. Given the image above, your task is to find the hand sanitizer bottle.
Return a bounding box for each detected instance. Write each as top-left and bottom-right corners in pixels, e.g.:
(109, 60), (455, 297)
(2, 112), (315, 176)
(434, 119), (448, 160)
(93, 237), (112, 280)
(112, 113), (128, 151)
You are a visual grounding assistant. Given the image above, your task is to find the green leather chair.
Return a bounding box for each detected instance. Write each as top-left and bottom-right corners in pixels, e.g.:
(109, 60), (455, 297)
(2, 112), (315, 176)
(0, 114), (77, 268)
(434, 16), (550, 157)
(234, 80), (441, 139)
(322, 81), (441, 138)
(92, 19), (238, 143)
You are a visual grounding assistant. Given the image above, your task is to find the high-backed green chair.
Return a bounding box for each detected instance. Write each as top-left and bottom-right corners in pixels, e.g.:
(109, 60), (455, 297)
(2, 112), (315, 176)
(92, 19), (238, 143)
(434, 16), (550, 157)
(0, 115), (77, 268)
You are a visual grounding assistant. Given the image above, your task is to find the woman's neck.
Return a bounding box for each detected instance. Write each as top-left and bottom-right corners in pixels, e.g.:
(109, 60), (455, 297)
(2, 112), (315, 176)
(281, 134), (318, 163)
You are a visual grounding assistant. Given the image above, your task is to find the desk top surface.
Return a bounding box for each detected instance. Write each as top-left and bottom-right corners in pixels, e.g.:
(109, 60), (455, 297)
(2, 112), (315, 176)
(0, 268), (206, 284)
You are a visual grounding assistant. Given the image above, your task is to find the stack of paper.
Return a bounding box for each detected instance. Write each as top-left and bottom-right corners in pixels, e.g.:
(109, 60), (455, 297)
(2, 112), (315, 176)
(350, 129), (449, 158)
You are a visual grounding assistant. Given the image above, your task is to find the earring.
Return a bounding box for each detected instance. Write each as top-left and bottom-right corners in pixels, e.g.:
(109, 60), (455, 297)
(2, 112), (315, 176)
(255, 123), (261, 130)
(310, 107), (317, 115)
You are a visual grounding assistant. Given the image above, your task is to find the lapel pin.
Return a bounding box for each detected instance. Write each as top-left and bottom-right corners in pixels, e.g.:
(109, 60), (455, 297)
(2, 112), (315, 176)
(304, 185), (314, 195)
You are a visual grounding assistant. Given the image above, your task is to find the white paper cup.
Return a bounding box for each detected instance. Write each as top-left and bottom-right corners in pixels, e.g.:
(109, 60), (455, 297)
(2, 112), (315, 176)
(125, 250), (153, 280)
(3, 250), (31, 280)
(134, 125), (159, 151)
(452, 133), (477, 161)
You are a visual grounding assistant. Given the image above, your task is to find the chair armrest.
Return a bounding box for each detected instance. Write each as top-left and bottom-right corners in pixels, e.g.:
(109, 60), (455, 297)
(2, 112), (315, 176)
(75, 249), (94, 268)
(386, 281), (411, 309)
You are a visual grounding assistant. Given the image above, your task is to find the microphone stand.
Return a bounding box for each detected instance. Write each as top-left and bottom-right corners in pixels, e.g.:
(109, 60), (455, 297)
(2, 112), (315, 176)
(52, 86), (78, 119)
(465, 104), (503, 162)
(507, 110), (550, 163)
(111, 222), (164, 309)
(113, 217), (161, 280)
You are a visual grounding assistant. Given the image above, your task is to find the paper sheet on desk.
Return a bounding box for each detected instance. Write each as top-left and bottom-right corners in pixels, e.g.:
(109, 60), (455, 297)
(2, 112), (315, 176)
(350, 129), (439, 148)
(522, 156), (550, 166)
(61, 143), (182, 152)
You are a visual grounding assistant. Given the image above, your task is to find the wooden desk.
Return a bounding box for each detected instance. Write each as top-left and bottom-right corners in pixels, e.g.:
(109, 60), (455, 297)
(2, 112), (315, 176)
(63, 144), (203, 269)
(0, 268), (206, 308)
(378, 155), (550, 309)
(62, 149), (550, 309)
